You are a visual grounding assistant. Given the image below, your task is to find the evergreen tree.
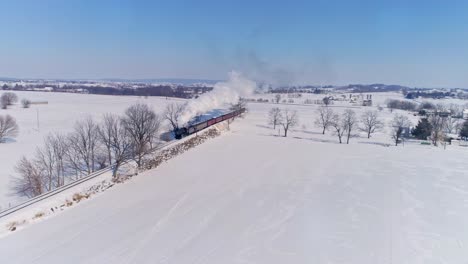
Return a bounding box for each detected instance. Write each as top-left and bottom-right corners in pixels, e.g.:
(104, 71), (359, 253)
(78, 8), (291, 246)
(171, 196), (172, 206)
(411, 118), (432, 140)
(460, 120), (468, 138)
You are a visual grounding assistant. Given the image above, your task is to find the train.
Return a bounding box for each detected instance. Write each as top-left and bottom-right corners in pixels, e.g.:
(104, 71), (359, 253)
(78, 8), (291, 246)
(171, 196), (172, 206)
(174, 108), (246, 139)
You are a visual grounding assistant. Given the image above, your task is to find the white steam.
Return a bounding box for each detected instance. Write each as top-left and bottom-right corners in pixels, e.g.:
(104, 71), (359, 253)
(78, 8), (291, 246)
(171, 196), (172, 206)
(180, 71), (256, 125)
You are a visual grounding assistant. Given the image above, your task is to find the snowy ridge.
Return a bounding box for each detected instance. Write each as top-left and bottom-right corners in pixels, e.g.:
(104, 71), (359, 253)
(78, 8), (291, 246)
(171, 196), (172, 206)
(0, 91), (182, 210)
(0, 141), (174, 219)
(0, 121), (231, 238)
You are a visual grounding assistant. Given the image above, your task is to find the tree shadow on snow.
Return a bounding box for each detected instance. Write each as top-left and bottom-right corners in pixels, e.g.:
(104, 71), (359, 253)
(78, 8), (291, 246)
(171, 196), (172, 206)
(0, 138), (17, 144)
(358, 141), (391, 147)
(296, 129), (323, 135)
(257, 132), (283, 137)
(255, 124), (273, 129)
(292, 136), (340, 144)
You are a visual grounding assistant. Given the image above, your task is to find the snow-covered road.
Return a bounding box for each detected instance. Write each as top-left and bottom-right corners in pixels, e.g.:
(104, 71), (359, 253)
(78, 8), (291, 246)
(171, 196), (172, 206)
(1, 110), (468, 263)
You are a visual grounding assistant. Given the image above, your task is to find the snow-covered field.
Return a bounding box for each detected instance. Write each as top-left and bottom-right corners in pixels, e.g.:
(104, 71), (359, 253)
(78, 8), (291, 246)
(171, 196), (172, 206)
(0, 91), (179, 210)
(0, 94), (467, 264)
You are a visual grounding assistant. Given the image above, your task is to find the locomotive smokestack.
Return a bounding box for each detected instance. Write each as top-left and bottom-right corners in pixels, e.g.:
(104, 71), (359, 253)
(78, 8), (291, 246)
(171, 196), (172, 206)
(179, 71), (256, 125)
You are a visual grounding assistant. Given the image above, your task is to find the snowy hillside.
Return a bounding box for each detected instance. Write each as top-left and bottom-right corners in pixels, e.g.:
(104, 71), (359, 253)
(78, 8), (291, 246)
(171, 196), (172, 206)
(0, 91), (180, 209)
(0, 98), (467, 263)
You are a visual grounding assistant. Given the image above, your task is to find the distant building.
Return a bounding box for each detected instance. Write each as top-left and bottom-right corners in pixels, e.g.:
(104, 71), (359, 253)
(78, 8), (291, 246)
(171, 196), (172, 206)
(74, 88), (89, 94)
(362, 99), (373, 106)
(437, 111), (451, 118)
(32, 87), (54, 92)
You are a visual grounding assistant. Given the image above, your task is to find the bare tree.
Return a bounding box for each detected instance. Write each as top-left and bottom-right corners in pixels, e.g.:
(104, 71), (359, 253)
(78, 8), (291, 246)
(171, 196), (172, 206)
(331, 114), (346, 144)
(359, 110), (383, 138)
(230, 98), (247, 112)
(98, 114), (119, 166)
(229, 99), (247, 121)
(0, 92), (18, 108)
(21, 98), (31, 108)
(122, 103), (161, 169)
(11, 156), (44, 198)
(448, 104), (463, 118)
(343, 109), (357, 144)
(109, 119), (133, 177)
(268, 107), (283, 129)
(314, 106), (334, 134)
(35, 143), (56, 192)
(454, 119), (464, 135)
(164, 103), (185, 133)
(390, 114), (411, 146)
(428, 115), (447, 146)
(67, 117), (100, 176)
(274, 94), (281, 104)
(0, 98), (6, 109)
(95, 150), (108, 170)
(0, 114), (19, 142)
(443, 116), (460, 135)
(435, 103), (447, 112)
(280, 109), (298, 137)
(98, 114), (133, 177)
(47, 133), (68, 186)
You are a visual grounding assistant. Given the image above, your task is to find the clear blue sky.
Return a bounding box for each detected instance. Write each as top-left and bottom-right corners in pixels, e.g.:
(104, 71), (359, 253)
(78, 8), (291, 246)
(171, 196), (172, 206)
(1, 0), (468, 87)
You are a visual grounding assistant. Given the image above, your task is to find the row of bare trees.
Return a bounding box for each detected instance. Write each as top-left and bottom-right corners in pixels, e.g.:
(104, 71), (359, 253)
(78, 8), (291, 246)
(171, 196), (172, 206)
(272, 105), (463, 147)
(11, 103), (162, 198)
(314, 107), (383, 144)
(390, 114), (411, 146)
(1, 92), (18, 109)
(315, 107), (416, 146)
(1, 92), (32, 109)
(305, 106), (414, 145)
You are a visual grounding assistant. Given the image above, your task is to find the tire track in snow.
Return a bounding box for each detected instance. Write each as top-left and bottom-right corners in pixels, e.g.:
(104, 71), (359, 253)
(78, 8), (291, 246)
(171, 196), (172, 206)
(28, 207), (125, 264)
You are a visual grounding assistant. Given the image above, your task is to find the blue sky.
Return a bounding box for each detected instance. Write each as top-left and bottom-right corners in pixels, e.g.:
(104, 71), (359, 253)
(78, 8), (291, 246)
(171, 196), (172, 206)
(0, 0), (468, 87)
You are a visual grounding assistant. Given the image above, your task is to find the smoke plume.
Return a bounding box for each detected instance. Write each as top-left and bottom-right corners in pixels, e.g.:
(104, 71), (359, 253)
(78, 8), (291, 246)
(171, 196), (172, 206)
(179, 71), (256, 124)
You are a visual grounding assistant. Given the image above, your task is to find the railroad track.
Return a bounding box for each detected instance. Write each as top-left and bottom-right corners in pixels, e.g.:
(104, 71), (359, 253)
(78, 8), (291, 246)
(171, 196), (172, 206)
(0, 109), (240, 220)
(0, 141), (174, 219)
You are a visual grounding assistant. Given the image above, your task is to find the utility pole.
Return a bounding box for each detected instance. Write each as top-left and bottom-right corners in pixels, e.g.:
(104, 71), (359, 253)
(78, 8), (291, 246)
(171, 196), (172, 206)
(36, 109), (40, 132)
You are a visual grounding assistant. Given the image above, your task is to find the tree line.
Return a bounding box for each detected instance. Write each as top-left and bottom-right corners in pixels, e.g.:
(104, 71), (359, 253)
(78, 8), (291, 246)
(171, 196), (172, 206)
(2, 84), (213, 99)
(412, 115), (468, 145)
(10, 102), (189, 198)
(386, 99), (467, 118)
(1, 92), (32, 110)
(269, 104), (468, 146)
(268, 106), (414, 146)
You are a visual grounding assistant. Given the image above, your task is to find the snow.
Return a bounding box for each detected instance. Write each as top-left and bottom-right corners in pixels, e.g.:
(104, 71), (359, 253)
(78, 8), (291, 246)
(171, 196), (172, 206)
(0, 95), (468, 263)
(0, 91), (179, 210)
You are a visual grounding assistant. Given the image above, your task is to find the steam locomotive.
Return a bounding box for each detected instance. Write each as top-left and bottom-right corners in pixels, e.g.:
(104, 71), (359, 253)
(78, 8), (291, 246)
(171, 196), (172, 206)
(174, 108), (245, 139)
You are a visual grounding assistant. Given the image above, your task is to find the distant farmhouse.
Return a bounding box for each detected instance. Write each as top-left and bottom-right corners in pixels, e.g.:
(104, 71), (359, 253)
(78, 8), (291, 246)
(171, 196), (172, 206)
(31, 86), (54, 92)
(362, 94), (373, 106)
